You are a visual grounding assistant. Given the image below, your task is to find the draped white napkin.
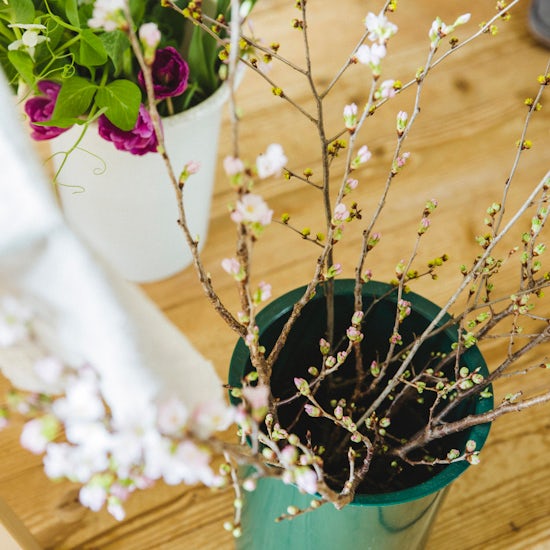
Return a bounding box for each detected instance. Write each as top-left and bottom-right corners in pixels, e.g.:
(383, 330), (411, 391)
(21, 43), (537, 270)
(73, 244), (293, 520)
(0, 71), (223, 427)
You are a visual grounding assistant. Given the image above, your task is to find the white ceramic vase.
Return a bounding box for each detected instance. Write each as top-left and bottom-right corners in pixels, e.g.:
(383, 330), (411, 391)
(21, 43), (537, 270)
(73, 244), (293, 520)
(51, 82), (230, 283)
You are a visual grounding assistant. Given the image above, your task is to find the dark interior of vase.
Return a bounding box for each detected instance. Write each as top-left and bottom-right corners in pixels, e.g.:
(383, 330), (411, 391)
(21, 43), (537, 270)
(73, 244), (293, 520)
(254, 285), (485, 494)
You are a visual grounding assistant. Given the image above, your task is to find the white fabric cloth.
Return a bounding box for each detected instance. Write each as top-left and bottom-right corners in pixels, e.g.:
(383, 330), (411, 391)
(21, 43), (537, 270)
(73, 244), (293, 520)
(0, 71), (222, 427)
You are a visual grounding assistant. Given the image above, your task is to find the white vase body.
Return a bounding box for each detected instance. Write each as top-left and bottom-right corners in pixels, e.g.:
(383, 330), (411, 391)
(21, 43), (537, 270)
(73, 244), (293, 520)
(51, 83), (229, 282)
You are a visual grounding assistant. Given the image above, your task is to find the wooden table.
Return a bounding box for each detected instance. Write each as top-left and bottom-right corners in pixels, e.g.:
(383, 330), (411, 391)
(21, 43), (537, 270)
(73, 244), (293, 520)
(1, 0), (549, 548)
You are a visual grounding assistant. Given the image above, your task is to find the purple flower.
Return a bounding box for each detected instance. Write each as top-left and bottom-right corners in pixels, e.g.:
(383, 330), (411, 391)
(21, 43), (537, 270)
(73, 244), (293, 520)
(24, 81), (71, 141)
(138, 46), (189, 100)
(97, 104), (159, 155)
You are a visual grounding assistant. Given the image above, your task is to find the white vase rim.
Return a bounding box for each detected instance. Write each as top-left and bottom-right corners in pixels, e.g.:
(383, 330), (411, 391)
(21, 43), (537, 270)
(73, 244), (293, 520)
(163, 65), (243, 127)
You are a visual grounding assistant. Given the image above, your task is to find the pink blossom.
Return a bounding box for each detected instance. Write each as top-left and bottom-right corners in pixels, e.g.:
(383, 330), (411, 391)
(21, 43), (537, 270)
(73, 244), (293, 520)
(242, 478), (257, 491)
(294, 467), (318, 494)
(138, 47), (189, 99)
(333, 203), (350, 222)
(362, 269), (373, 282)
(221, 257), (241, 277)
(223, 155), (245, 176)
(352, 310), (364, 325)
(98, 104), (158, 155)
(351, 145), (372, 169)
(396, 111), (408, 134)
(343, 103), (358, 130)
(398, 299), (412, 322)
(319, 338), (330, 354)
(337, 350), (348, 363)
(24, 81), (72, 141)
(184, 160), (201, 175)
(326, 263), (343, 278)
(347, 178), (358, 190)
(346, 326), (363, 342)
(139, 22), (161, 49)
(257, 281), (272, 302)
(304, 404), (321, 417)
(375, 79), (397, 99)
(390, 332), (403, 345)
(393, 152), (411, 173)
(242, 385), (270, 411)
(231, 194), (273, 226)
(280, 445), (298, 467)
(256, 143), (287, 178)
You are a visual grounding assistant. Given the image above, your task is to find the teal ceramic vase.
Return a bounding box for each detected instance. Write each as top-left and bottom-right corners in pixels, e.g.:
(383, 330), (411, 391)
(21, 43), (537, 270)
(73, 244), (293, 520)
(229, 280), (492, 550)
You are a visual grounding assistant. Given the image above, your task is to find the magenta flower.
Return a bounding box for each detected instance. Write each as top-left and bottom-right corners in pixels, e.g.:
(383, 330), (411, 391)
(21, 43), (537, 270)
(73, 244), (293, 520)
(24, 81), (71, 141)
(138, 46), (189, 100)
(97, 104), (159, 155)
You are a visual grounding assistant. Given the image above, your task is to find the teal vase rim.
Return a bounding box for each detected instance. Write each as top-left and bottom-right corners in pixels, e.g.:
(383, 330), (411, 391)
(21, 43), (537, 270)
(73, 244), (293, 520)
(229, 279), (493, 506)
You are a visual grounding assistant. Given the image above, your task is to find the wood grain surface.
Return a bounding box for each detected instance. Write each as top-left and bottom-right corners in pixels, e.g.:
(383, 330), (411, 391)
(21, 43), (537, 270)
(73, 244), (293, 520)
(2, 0), (549, 548)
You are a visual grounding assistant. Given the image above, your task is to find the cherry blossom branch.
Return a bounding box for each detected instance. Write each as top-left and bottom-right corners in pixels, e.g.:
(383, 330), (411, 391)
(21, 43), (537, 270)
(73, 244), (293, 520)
(122, 1), (245, 338)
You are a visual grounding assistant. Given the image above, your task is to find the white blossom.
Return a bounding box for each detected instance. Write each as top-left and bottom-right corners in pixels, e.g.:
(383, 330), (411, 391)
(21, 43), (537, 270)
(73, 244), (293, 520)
(256, 143), (287, 179)
(8, 24), (48, 59)
(79, 484), (107, 512)
(191, 399), (235, 439)
(156, 396), (189, 436)
(429, 14), (470, 48)
(231, 194), (273, 227)
(52, 375), (105, 423)
(88, 0), (127, 31)
(33, 356), (64, 384)
(0, 295), (32, 347)
(20, 418), (51, 454)
(107, 497), (126, 521)
(43, 442), (109, 483)
(355, 43), (386, 67)
(294, 467), (318, 494)
(364, 12), (398, 43)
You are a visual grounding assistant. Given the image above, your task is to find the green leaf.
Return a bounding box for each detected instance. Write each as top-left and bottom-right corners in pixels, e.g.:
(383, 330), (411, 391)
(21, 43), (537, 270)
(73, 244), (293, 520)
(63, 0), (80, 27)
(95, 80), (141, 131)
(129, 0), (146, 26)
(99, 30), (130, 75)
(33, 116), (82, 129)
(9, 0), (35, 24)
(52, 76), (97, 119)
(7, 50), (35, 86)
(78, 29), (108, 67)
(187, 25), (219, 96)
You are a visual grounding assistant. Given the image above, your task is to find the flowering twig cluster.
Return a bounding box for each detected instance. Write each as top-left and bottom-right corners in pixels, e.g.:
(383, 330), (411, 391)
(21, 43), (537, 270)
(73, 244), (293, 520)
(0, 0), (243, 157)
(1, 0), (549, 537)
